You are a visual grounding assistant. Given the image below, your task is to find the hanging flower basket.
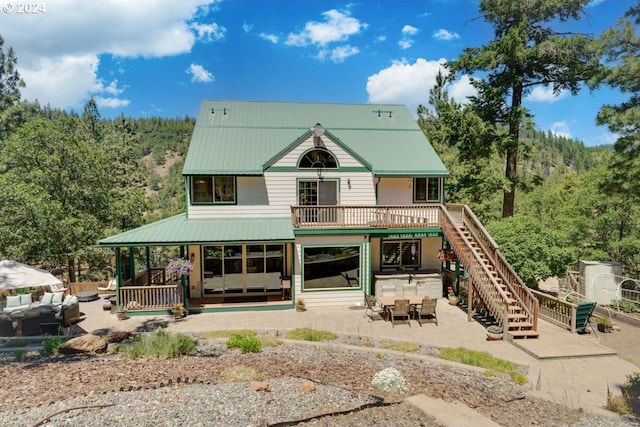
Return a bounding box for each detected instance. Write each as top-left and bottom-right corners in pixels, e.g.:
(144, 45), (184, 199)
(166, 258), (193, 280)
(437, 249), (458, 262)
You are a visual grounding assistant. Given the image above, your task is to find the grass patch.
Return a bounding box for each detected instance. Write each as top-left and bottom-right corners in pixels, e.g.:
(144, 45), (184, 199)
(221, 365), (264, 382)
(259, 336), (283, 347)
(199, 329), (257, 339)
(121, 328), (196, 358)
(14, 349), (27, 360)
(440, 346), (527, 384)
(379, 339), (421, 353)
(285, 328), (337, 342)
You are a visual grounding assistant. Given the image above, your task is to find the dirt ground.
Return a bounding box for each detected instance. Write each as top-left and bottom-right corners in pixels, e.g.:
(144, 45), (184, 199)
(596, 318), (640, 369)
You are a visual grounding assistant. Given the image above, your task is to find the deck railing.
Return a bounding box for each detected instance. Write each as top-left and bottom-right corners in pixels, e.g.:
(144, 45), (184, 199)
(291, 205), (440, 228)
(119, 284), (183, 310)
(531, 289), (588, 333)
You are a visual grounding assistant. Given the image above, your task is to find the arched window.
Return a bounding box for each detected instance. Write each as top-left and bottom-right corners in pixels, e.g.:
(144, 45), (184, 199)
(298, 149), (338, 169)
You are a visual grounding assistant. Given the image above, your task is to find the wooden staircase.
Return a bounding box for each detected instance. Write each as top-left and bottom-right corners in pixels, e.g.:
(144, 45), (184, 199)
(441, 204), (539, 340)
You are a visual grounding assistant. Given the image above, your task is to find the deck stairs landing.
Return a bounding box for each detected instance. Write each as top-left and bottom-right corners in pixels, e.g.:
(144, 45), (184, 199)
(441, 205), (539, 340)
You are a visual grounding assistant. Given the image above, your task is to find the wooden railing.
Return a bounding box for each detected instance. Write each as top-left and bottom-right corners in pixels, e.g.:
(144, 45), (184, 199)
(291, 205), (440, 228)
(119, 284), (183, 310)
(532, 289), (591, 333)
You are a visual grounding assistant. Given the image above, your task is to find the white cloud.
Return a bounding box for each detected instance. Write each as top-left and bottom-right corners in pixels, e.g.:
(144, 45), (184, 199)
(401, 25), (418, 36)
(0, 0), (219, 109)
(243, 22), (254, 33)
(375, 35), (387, 43)
(190, 22), (226, 42)
(549, 121), (572, 138)
(433, 29), (460, 41)
(367, 58), (475, 115)
(94, 96), (131, 108)
(448, 75), (475, 103)
(187, 63), (214, 83)
(285, 9), (364, 47)
(260, 33), (279, 44)
(329, 45), (359, 63)
(526, 85), (569, 102)
(399, 25), (419, 50)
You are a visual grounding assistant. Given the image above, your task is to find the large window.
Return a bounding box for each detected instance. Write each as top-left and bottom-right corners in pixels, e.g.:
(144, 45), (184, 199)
(298, 149), (337, 169)
(191, 176), (235, 204)
(381, 240), (421, 270)
(413, 177), (440, 202)
(303, 245), (360, 290)
(202, 244), (284, 294)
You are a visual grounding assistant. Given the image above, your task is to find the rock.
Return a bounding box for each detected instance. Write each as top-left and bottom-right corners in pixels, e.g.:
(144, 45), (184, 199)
(249, 381), (271, 392)
(299, 380), (316, 393)
(58, 334), (108, 355)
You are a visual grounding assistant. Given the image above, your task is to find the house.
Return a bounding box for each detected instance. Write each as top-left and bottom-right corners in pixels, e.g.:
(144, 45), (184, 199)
(99, 100), (539, 339)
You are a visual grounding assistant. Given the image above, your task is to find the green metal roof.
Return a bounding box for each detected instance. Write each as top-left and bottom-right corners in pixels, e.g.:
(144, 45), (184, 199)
(98, 215), (294, 246)
(183, 100), (448, 176)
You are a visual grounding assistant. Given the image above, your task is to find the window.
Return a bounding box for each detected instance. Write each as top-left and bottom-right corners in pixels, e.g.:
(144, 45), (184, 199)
(302, 245), (360, 290)
(191, 176), (235, 204)
(202, 244), (285, 294)
(381, 240), (420, 270)
(298, 149), (337, 169)
(413, 177), (440, 202)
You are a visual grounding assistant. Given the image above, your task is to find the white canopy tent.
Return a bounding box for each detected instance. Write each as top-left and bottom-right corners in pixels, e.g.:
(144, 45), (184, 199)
(0, 259), (62, 291)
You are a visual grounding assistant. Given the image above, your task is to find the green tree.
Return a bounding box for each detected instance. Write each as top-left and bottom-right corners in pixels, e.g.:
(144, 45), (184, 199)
(448, 0), (602, 218)
(486, 215), (574, 288)
(0, 115), (114, 280)
(0, 35), (24, 112)
(597, 2), (640, 199)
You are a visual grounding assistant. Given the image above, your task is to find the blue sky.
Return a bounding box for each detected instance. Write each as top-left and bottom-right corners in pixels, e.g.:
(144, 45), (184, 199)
(0, 0), (632, 146)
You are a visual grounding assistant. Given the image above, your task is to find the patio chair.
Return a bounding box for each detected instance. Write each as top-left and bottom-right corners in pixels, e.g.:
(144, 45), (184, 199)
(388, 298), (410, 328)
(364, 293), (384, 322)
(413, 298), (438, 326)
(402, 283), (417, 296)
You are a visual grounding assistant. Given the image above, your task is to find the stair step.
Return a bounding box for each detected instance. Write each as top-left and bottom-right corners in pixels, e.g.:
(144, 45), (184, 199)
(507, 321), (534, 330)
(509, 330), (539, 339)
(508, 313), (529, 320)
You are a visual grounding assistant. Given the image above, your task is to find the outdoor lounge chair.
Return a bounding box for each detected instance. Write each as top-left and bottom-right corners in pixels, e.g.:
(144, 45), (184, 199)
(413, 298), (438, 326)
(364, 293), (384, 322)
(388, 298), (410, 327)
(98, 267), (117, 293)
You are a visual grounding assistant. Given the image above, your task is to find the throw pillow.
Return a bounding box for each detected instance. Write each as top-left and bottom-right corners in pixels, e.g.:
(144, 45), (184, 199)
(52, 292), (64, 304)
(41, 292), (54, 305)
(69, 295), (78, 305)
(20, 294), (33, 306)
(62, 295), (73, 307)
(6, 295), (21, 307)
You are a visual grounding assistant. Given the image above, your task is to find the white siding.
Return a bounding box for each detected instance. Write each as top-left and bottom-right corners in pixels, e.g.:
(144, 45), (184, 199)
(377, 177), (414, 205)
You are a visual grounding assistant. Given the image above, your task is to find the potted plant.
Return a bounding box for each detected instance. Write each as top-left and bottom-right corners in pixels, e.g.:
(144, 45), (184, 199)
(116, 305), (128, 320)
(486, 325), (503, 340)
(597, 316), (613, 333)
(447, 286), (459, 305)
(172, 303), (187, 319)
(295, 299), (307, 312)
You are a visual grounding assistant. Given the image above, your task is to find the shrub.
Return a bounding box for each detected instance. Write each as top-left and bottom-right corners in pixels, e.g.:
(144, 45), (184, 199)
(41, 336), (67, 356)
(226, 333), (262, 353)
(121, 328), (196, 358)
(371, 367), (407, 396)
(14, 349), (27, 360)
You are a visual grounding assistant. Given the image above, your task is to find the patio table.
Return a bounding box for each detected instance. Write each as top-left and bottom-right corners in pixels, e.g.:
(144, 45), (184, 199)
(378, 296), (429, 321)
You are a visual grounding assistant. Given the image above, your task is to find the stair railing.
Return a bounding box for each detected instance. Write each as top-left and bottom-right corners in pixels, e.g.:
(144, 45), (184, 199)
(440, 205), (512, 329)
(455, 205), (539, 332)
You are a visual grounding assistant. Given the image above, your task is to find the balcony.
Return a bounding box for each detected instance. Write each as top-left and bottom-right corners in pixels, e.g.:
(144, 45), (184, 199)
(291, 205), (441, 229)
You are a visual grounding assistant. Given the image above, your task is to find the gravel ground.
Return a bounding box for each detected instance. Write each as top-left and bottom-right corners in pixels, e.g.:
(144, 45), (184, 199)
(0, 336), (637, 427)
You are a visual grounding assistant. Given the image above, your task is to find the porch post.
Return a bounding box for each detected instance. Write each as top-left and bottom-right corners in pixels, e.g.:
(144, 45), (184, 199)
(128, 247), (135, 284)
(115, 247), (122, 308)
(454, 260), (460, 296)
(179, 246), (187, 305)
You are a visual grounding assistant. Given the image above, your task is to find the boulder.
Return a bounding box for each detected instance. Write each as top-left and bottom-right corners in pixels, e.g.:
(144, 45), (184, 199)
(58, 334), (108, 355)
(249, 381), (271, 392)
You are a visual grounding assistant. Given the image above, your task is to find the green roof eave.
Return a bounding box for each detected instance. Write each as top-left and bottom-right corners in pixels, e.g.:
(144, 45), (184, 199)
(98, 214), (294, 247)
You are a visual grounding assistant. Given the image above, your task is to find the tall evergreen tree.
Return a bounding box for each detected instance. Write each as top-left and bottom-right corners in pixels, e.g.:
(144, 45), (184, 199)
(448, 0), (602, 217)
(597, 1), (640, 198)
(0, 35), (24, 112)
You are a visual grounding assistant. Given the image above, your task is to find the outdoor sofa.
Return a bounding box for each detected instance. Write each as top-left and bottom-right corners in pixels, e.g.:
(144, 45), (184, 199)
(39, 292), (80, 326)
(2, 294), (33, 314)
